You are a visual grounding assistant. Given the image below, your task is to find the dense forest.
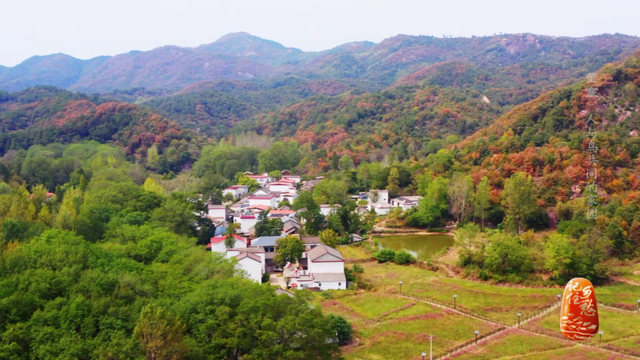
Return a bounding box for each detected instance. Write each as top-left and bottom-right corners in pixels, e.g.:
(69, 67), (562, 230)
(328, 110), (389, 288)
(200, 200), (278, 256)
(0, 142), (344, 359)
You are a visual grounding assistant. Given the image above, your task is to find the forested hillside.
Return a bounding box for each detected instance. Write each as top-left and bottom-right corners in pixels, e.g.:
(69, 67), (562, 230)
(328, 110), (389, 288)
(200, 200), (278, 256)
(2, 33), (639, 92)
(0, 142), (342, 359)
(0, 87), (198, 173)
(144, 77), (382, 138)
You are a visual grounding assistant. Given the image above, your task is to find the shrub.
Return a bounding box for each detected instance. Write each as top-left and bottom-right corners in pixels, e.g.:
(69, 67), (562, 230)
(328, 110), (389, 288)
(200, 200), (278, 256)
(374, 249), (396, 263)
(352, 264), (364, 273)
(262, 272), (271, 283)
(394, 250), (416, 265)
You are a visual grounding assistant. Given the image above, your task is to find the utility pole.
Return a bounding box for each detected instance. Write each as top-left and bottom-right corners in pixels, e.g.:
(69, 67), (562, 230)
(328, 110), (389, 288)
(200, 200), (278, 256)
(430, 334), (433, 360)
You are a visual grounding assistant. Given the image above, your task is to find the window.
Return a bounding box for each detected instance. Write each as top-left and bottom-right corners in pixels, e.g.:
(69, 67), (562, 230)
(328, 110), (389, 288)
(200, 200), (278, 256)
(338, 283), (341, 287)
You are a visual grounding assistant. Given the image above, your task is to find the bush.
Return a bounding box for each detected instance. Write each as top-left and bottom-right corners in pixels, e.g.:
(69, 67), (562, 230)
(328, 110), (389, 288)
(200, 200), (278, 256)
(394, 250), (416, 265)
(261, 272), (270, 284)
(374, 249), (396, 263)
(352, 264), (364, 273)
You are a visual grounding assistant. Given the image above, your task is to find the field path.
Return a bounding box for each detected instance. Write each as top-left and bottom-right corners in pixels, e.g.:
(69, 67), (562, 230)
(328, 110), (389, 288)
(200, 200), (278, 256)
(392, 293), (638, 359)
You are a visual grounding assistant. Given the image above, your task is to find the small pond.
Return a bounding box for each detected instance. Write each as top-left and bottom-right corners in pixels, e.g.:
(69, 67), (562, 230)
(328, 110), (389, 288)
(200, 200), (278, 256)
(376, 234), (454, 261)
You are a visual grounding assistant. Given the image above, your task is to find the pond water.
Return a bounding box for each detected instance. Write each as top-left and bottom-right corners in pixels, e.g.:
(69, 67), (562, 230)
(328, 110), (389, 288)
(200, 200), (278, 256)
(376, 234), (454, 261)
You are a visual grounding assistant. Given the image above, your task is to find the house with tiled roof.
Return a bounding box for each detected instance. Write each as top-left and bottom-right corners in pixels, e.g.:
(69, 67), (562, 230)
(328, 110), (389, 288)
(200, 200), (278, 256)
(207, 234), (249, 253)
(223, 185), (249, 199)
(390, 196), (423, 211)
(229, 249), (263, 283)
(319, 204), (341, 216)
(248, 194), (276, 208)
(247, 172), (272, 186)
(286, 244), (346, 290)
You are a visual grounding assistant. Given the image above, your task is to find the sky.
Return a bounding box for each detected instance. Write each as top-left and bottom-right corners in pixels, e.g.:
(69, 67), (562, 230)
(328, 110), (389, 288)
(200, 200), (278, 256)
(2, 0), (640, 66)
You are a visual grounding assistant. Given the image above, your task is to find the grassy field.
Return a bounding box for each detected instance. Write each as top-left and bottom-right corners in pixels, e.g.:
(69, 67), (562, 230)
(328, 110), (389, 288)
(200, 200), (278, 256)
(449, 329), (571, 359)
(326, 243), (640, 359)
(357, 262), (559, 323)
(338, 243), (373, 260)
(325, 292), (500, 359)
(524, 306), (640, 355)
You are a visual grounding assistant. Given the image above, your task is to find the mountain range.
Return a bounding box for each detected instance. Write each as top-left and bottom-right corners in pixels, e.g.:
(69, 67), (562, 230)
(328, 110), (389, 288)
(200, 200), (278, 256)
(2, 32), (640, 92)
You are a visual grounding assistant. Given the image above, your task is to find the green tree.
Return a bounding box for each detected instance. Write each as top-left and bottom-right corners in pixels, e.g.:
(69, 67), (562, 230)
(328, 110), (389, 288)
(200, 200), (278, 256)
(484, 233), (532, 280)
(474, 176), (491, 230)
(319, 229), (338, 248)
(338, 155), (355, 171)
(329, 314), (353, 345)
(254, 211), (284, 237)
(313, 179), (347, 205)
(238, 175), (260, 192)
(455, 223), (482, 267)
(394, 250), (416, 265)
(386, 167), (400, 196)
(225, 222), (240, 249)
(448, 173), (473, 224)
(133, 304), (186, 360)
(407, 176), (449, 227)
(374, 249), (396, 263)
(143, 178), (165, 196)
(544, 234), (576, 279)
(501, 172), (536, 234)
(274, 236), (305, 267)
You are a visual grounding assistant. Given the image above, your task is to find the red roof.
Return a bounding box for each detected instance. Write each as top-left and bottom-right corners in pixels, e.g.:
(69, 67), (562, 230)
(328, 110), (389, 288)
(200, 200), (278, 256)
(241, 215), (256, 219)
(247, 205), (270, 211)
(249, 194), (275, 199)
(270, 209), (295, 215)
(209, 234), (246, 245)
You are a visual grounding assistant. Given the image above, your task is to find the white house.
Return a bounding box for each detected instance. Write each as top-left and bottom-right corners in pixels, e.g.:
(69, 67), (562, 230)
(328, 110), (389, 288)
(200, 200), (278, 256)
(207, 234), (248, 253)
(207, 204), (228, 222)
(307, 244), (346, 290)
(247, 173), (272, 187)
(233, 251), (263, 283)
(223, 185), (249, 199)
(350, 233), (363, 243)
(319, 204), (341, 217)
(368, 189), (389, 205)
(227, 247), (266, 272)
(282, 175), (301, 183)
(266, 181), (297, 194)
(390, 196), (423, 211)
(368, 202), (392, 215)
(249, 194), (277, 208)
(240, 214), (258, 233)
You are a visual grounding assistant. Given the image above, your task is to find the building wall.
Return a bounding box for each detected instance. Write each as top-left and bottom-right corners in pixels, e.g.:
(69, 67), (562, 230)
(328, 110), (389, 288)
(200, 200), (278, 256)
(208, 207), (226, 219)
(249, 197), (276, 208)
(237, 258), (262, 283)
(210, 242), (227, 254)
(241, 217), (258, 233)
(314, 280), (346, 290)
(308, 260), (344, 274)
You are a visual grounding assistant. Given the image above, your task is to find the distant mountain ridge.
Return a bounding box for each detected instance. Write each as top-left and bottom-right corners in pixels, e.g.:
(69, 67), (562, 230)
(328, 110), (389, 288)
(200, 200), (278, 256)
(2, 32), (640, 92)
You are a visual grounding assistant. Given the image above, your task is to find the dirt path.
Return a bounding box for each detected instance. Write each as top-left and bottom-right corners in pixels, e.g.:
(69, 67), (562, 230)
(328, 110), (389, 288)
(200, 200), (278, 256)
(611, 276), (640, 287)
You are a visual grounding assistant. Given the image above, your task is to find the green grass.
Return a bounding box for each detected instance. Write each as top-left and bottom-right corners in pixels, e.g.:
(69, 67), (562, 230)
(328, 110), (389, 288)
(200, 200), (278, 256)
(597, 283), (640, 310)
(357, 262), (558, 323)
(339, 244), (373, 260)
(527, 307), (640, 352)
(336, 293), (417, 319)
(323, 260), (640, 359)
(451, 330), (570, 359)
(346, 311), (499, 359)
(527, 345), (629, 359)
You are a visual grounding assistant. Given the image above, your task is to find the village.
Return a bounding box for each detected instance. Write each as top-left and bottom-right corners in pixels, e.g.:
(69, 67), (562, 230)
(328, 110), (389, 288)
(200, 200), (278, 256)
(203, 170), (423, 290)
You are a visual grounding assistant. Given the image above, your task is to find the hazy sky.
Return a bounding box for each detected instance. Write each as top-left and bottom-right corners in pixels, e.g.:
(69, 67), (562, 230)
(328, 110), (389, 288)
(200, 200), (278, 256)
(2, 0), (640, 66)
